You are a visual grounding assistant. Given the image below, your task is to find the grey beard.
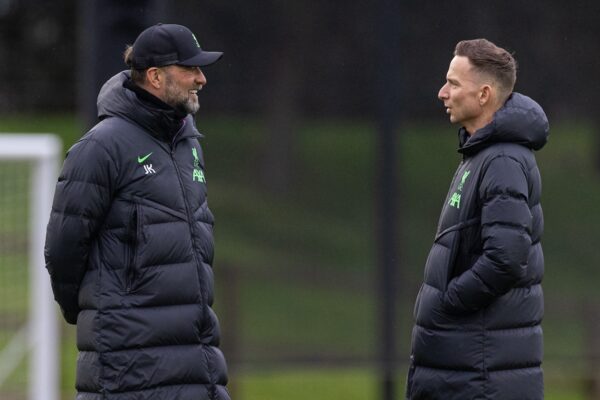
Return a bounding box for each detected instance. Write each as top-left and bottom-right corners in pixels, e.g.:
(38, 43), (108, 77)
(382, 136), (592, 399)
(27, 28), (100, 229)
(182, 99), (200, 115)
(164, 80), (200, 115)
(170, 98), (199, 115)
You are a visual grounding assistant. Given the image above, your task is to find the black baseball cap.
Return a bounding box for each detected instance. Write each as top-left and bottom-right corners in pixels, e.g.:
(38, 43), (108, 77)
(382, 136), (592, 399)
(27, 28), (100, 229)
(130, 23), (223, 69)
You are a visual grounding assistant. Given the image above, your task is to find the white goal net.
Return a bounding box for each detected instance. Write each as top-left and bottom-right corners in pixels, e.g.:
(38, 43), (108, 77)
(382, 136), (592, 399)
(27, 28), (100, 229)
(0, 134), (61, 400)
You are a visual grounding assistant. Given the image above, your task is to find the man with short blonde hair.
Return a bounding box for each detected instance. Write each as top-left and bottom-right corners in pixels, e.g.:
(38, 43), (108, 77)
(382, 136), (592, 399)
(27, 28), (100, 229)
(454, 38), (517, 103)
(406, 39), (548, 399)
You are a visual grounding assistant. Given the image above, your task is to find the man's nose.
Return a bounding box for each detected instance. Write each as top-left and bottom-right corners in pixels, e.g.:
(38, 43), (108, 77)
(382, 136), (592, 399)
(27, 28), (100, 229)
(438, 84), (448, 100)
(195, 68), (207, 86)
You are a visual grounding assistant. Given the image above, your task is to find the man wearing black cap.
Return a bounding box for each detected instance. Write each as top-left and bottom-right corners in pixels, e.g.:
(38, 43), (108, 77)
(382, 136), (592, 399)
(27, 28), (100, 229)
(45, 24), (230, 399)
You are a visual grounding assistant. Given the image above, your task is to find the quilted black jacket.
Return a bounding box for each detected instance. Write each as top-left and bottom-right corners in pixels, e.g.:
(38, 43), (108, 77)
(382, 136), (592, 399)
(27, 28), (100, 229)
(45, 71), (229, 399)
(407, 93), (548, 400)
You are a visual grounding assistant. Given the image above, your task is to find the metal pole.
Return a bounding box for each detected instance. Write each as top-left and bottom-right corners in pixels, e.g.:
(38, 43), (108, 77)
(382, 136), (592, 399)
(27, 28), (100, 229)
(376, 115), (398, 400)
(376, 0), (403, 399)
(25, 135), (61, 400)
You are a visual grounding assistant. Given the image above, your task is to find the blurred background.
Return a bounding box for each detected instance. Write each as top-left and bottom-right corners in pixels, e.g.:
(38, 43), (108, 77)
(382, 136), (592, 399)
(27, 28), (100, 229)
(1, 0), (599, 399)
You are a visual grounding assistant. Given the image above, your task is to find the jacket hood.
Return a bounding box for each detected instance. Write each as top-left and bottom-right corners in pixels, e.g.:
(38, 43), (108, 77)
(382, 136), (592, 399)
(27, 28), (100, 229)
(96, 70), (201, 142)
(458, 92), (549, 155)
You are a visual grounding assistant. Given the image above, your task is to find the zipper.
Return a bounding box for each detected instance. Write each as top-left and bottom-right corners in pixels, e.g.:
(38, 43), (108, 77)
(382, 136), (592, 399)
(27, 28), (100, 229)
(406, 355), (416, 398)
(125, 203), (141, 293)
(169, 144), (206, 305)
(434, 217), (481, 242)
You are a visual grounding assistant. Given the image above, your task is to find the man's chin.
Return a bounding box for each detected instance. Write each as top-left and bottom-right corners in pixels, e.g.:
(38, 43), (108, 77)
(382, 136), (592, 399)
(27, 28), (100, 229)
(187, 104), (200, 115)
(181, 100), (200, 115)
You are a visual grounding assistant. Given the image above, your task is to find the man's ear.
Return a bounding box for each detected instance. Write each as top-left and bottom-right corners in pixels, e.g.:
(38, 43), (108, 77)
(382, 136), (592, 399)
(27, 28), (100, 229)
(479, 84), (493, 107)
(145, 67), (162, 89)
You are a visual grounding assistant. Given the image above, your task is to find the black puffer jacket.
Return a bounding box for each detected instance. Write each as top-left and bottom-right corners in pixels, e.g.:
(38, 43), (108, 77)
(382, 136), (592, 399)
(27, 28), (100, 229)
(407, 93), (548, 400)
(45, 71), (229, 399)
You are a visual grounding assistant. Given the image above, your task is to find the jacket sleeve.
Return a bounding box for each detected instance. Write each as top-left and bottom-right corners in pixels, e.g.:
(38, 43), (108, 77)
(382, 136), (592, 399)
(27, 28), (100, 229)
(44, 138), (116, 324)
(443, 155), (532, 314)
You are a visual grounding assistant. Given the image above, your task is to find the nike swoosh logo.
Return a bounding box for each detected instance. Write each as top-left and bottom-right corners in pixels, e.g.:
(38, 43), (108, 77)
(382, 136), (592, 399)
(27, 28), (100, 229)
(137, 152), (153, 163)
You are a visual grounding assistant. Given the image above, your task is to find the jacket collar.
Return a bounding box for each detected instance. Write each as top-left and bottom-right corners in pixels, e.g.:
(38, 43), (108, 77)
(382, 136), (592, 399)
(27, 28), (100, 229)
(122, 78), (188, 142)
(97, 71), (202, 144)
(457, 92), (549, 156)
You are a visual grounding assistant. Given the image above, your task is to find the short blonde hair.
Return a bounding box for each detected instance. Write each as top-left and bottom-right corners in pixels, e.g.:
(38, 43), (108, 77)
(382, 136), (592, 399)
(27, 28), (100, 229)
(454, 39), (517, 102)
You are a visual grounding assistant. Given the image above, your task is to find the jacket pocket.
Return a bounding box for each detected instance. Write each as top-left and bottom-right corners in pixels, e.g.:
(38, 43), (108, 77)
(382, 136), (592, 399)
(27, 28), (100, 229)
(434, 217), (480, 287)
(125, 203), (142, 293)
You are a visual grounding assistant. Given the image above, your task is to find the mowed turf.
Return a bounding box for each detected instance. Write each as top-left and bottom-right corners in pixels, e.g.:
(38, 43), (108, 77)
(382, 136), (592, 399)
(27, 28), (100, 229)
(0, 115), (596, 399)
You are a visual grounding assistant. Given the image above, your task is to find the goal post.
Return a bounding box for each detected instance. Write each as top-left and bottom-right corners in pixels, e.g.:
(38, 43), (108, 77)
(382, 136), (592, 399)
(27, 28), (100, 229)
(0, 134), (61, 400)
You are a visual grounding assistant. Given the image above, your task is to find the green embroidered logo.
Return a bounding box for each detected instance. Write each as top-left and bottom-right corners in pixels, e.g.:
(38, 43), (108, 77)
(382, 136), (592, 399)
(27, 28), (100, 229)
(457, 170), (470, 191)
(137, 152), (153, 164)
(449, 192), (461, 208)
(448, 170), (471, 209)
(193, 169), (206, 183)
(191, 33), (201, 48)
(192, 148), (205, 183)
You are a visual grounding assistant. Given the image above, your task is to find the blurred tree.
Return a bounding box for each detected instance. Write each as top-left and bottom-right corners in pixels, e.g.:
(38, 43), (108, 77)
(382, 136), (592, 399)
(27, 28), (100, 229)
(260, 1), (318, 193)
(256, 1), (378, 192)
(78, 0), (168, 129)
(2, 0), (600, 134)
(0, 0), (76, 112)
